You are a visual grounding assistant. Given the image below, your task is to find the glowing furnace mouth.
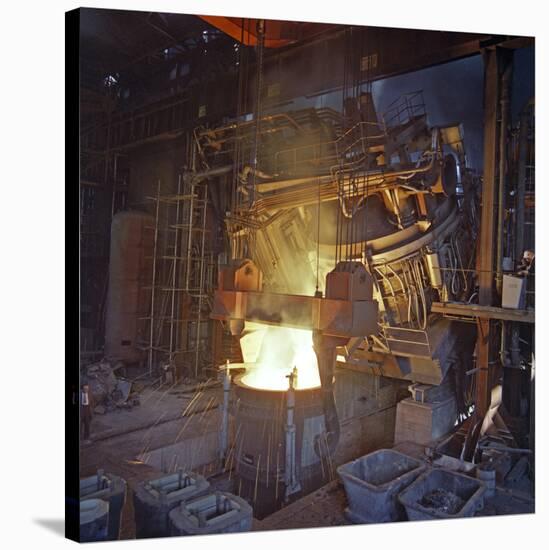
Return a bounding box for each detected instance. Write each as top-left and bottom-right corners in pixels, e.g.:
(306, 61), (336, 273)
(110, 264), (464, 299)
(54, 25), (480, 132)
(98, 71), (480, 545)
(239, 324), (320, 391)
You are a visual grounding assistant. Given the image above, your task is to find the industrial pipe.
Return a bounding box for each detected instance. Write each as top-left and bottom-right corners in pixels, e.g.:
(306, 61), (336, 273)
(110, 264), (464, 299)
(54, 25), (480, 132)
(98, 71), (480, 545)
(192, 165), (233, 183)
(239, 165), (276, 184)
(250, 18), (266, 206)
(496, 58), (513, 294)
(255, 135), (439, 195)
(196, 112), (304, 138)
(247, 142), (442, 217)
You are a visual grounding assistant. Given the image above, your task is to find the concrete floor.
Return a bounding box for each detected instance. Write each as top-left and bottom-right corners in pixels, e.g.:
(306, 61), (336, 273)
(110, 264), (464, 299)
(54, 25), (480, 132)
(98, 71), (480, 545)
(79, 376), (395, 538)
(80, 382), (223, 539)
(80, 383), (534, 540)
(255, 480), (351, 531)
(254, 441), (533, 532)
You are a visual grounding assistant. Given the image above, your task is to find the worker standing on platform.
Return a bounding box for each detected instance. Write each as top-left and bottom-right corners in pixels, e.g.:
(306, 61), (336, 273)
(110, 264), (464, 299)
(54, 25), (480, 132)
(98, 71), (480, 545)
(517, 249), (535, 277)
(517, 249), (535, 309)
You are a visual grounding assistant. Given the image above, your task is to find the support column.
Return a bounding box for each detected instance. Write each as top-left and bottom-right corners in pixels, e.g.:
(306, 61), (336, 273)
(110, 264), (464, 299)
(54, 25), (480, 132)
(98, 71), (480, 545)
(477, 46), (498, 307)
(476, 47), (499, 419)
(475, 47), (513, 419)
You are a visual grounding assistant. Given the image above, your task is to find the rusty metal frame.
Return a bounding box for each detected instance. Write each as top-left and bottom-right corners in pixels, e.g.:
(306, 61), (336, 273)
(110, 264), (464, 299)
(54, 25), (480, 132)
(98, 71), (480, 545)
(211, 289), (378, 338)
(432, 301), (534, 323)
(475, 46), (514, 421)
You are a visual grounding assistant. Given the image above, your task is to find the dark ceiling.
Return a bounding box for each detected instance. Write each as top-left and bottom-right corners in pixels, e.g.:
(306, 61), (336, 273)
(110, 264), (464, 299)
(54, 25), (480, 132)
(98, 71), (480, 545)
(79, 8), (341, 98)
(78, 8), (532, 131)
(79, 8), (227, 90)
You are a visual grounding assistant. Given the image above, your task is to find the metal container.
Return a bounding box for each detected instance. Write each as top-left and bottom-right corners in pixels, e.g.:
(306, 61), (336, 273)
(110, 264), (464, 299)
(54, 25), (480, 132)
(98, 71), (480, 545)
(168, 491), (253, 536)
(398, 468), (486, 520)
(502, 274), (526, 309)
(80, 470), (127, 540)
(80, 498), (109, 542)
(337, 449), (426, 523)
(105, 211), (154, 363)
(133, 470), (210, 538)
(232, 375), (326, 518)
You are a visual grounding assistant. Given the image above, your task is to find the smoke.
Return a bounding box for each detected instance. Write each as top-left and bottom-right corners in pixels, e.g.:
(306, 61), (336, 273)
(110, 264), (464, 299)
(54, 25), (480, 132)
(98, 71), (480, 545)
(511, 46), (535, 122)
(261, 54), (491, 171)
(372, 56), (484, 170)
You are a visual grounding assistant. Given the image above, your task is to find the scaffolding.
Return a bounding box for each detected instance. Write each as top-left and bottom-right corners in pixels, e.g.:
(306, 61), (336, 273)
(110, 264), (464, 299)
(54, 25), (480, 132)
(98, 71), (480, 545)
(138, 174), (214, 380)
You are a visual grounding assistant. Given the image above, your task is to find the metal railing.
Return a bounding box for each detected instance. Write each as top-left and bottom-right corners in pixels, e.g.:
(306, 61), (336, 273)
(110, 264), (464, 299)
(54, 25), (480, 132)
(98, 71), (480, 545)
(382, 90), (426, 129)
(273, 120), (386, 174)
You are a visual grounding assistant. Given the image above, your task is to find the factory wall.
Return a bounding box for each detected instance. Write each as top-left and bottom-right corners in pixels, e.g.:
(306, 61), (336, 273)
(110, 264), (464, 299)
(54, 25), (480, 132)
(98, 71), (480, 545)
(127, 137), (188, 212)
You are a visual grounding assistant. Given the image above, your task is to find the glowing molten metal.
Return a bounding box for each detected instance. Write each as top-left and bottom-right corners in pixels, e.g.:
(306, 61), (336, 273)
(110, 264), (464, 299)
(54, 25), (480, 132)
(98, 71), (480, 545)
(239, 324), (320, 391)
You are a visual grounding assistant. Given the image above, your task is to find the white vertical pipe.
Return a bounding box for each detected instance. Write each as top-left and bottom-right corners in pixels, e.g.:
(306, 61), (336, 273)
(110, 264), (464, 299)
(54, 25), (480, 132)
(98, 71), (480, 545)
(284, 368), (301, 500)
(220, 361), (231, 463)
